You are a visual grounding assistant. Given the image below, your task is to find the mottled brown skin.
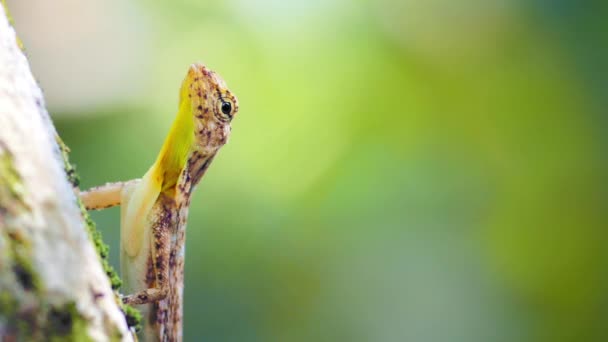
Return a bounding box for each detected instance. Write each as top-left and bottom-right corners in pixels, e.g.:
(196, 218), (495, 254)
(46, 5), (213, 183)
(81, 63), (239, 341)
(140, 65), (238, 341)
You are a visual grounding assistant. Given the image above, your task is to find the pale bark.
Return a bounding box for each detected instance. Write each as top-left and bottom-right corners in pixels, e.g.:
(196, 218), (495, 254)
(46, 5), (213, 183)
(0, 5), (133, 341)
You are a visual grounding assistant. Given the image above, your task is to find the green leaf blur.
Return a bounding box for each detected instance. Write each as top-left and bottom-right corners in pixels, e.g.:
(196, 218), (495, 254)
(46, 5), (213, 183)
(9, 1), (608, 341)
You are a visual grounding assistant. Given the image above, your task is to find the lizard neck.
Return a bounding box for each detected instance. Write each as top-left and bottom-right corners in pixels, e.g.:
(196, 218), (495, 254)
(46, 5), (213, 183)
(148, 149), (216, 342)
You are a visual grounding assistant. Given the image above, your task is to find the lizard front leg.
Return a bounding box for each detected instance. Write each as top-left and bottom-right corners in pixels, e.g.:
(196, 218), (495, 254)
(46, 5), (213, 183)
(80, 180), (140, 210)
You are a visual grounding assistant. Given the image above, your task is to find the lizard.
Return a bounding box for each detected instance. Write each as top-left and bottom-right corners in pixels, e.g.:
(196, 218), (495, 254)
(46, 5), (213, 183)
(80, 62), (239, 341)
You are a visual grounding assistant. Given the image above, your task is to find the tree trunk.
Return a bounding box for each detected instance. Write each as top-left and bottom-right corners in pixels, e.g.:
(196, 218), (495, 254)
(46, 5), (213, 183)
(0, 5), (134, 341)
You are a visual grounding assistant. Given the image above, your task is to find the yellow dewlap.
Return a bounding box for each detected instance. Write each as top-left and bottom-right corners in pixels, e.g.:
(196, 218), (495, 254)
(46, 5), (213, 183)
(122, 75), (196, 257)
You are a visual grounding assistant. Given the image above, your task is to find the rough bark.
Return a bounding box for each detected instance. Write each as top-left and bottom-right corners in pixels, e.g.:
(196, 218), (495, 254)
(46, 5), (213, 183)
(0, 5), (134, 341)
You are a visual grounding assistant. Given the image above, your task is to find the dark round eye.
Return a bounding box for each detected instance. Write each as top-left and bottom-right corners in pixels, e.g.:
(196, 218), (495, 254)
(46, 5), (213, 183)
(221, 101), (232, 115)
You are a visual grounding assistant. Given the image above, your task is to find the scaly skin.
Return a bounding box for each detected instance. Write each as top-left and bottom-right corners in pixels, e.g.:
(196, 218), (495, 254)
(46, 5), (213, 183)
(81, 63), (239, 341)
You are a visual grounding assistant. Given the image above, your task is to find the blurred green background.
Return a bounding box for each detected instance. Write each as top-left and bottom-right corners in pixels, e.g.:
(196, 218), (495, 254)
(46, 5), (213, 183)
(8, 1), (608, 341)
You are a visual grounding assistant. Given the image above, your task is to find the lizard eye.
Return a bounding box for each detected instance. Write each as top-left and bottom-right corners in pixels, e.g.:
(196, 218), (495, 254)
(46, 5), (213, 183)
(221, 101), (232, 115)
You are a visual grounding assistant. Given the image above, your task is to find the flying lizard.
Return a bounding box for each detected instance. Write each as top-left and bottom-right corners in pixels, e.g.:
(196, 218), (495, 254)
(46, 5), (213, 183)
(80, 63), (239, 341)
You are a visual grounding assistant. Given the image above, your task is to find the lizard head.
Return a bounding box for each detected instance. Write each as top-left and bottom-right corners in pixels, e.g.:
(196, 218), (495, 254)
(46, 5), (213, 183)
(180, 63), (239, 150)
(153, 63), (239, 193)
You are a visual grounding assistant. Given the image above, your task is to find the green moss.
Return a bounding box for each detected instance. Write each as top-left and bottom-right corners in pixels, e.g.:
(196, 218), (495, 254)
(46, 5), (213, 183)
(0, 291), (17, 316)
(0, 294), (96, 341)
(9, 233), (40, 292)
(77, 200), (121, 289)
(47, 302), (93, 342)
(0, 142), (29, 214)
(57, 136), (121, 290)
(57, 138), (141, 331)
(0, 136), (141, 335)
(56, 137), (80, 188)
(122, 303), (142, 332)
(0, 146), (40, 293)
(0, 144), (94, 340)
(0, 144), (42, 340)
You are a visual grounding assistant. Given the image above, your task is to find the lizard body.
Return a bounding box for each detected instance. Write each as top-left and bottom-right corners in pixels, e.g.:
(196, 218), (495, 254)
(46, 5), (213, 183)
(81, 63), (239, 341)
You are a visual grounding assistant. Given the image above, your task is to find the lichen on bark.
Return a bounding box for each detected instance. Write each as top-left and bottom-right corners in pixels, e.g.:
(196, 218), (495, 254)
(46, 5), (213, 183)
(0, 145), (95, 341)
(0, 2), (135, 340)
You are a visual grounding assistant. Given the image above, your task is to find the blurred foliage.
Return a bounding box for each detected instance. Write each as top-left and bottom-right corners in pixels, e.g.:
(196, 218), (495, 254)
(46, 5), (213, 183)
(10, 0), (608, 341)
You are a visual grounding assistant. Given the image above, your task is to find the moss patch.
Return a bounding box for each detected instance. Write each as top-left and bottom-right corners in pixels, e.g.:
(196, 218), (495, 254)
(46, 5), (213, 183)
(57, 137), (141, 331)
(0, 144), (40, 340)
(122, 303), (142, 332)
(0, 144), (92, 340)
(8, 231), (40, 292)
(77, 200), (121, 289)
(0, 144), (40, 294)
(56, 137), (80, 188)
(0, 136), (142, 335)
(57, 136), (120, 288)
(47, 302), (92, 342)
(0, 141), (28, 214)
